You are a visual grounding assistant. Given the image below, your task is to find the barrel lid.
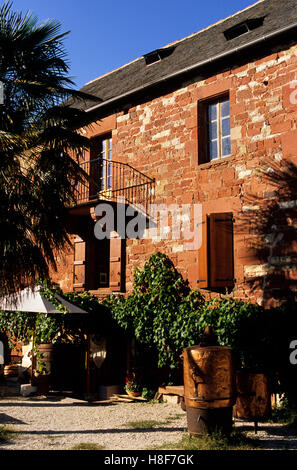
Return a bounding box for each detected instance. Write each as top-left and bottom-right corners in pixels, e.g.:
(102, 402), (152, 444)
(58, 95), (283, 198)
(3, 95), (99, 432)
(184, 345), (233, 352)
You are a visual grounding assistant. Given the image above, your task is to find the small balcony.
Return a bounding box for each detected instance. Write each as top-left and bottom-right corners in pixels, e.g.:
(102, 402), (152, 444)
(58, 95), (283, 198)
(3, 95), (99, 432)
(74, 158), (155, 214)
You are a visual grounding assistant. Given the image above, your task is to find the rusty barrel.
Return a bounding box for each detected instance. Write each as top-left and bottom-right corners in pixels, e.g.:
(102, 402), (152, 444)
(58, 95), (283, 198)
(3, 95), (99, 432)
(234, 370), (271, 421)
(182, 344), (236, 435)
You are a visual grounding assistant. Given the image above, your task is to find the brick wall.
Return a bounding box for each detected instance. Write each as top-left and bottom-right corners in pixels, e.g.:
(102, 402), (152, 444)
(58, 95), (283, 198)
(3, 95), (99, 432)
(51, 43), (297, 306)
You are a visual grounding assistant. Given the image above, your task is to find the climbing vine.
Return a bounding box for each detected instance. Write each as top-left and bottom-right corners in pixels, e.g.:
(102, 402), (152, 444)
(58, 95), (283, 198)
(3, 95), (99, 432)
(104, 251), (297, 409)
(104, 252), (205, 369)
(0, 283), (117, 350)
(1, 257), (297, 406)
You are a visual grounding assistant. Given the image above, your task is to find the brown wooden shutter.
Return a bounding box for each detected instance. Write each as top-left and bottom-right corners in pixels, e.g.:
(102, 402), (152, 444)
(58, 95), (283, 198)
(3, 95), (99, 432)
(198, 214), (208, 288)
(198, 101), (208, 164)
(109, 232), (122, 291)
(209, 213), (234, 288)
(73, 236), (86, 291)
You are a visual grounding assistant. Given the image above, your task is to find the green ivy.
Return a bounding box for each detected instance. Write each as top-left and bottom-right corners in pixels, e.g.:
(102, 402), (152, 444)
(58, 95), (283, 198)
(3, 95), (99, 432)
(104, 252), (205, 370)
(104, 252), (297, 407)
(0, 283), (120, 350)
(0, 310), (35, 348)
(1, 261), (297, 407)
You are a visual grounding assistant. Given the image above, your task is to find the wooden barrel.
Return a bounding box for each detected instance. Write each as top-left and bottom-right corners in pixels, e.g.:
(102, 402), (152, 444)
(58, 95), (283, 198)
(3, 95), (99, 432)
(4, 364), (19, 378)
(37, 344), (54, 375)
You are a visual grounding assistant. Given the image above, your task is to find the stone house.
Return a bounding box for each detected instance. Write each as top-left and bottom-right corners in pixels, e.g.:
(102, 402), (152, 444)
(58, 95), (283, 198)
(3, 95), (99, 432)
(52, 0), (297, 308)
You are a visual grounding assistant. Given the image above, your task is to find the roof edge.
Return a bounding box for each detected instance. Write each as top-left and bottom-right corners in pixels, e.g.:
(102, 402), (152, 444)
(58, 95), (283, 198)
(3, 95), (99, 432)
(84, 0), (264, 88)
(85, 19), (297, 114)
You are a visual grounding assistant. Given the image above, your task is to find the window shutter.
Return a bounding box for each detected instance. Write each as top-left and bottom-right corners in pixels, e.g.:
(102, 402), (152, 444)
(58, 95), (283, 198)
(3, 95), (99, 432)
(198, 214), (208, 288)
(109, 232), (122, 291)
(209, 213), (234, 288)
(198, 101), (208, 164)
(73, 237), (86, 291)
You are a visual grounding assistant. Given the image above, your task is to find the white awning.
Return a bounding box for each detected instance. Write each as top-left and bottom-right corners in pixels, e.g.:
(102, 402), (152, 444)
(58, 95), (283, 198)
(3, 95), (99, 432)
(0, 285), (87, 314)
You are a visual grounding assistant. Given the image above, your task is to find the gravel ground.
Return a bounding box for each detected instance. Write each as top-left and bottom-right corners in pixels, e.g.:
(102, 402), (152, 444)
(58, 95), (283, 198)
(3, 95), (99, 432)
(1, 396), (297, 451)
(0, 396), (187, 451)
(233, 421), (297, 450)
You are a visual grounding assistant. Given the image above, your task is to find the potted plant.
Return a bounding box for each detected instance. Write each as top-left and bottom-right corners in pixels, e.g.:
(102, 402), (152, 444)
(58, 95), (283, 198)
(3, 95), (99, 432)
(31, 358), (50, 395)
(125, 374), (142, 397)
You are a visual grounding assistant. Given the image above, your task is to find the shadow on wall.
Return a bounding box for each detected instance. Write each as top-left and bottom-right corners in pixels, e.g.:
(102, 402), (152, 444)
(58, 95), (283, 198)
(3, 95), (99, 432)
(237, 157), (297, 306)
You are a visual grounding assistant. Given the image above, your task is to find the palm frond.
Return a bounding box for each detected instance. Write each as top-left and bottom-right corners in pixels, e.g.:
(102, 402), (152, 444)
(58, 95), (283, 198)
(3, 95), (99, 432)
(0, 2), (100, 296)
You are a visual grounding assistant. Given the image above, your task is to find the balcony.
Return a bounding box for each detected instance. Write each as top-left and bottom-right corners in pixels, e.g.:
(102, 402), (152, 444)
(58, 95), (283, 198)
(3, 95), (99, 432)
(74, 158), (155, 214)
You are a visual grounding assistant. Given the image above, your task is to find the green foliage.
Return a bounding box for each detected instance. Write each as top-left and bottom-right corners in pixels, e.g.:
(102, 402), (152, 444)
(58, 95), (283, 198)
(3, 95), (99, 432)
(141, 387), (157, 401)
(105, 252), (205, 369)
(0, 309), (64, 349)
(0, 283), (118, 350)
(193, 297), (265, 368)
(0, 425), (18, 444)
(0, 284), (67, 348)
(125, 420), (163, 429)
(0, 310), (35, 348)
(270, 399), (295, 424)
(269, 397), (297, 429)
(156, 430), (259, 451)
(70, 443), (105, 450)
(106, 253), (264, 371)
(125, 381), (142, 393)
(104, 252), (297, 408)
(63, 289), (121, 336)
(35, 314), (63, 345)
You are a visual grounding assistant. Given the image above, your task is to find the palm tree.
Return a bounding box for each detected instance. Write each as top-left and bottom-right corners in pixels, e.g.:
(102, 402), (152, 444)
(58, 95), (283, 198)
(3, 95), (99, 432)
(0, 2), (99, 297)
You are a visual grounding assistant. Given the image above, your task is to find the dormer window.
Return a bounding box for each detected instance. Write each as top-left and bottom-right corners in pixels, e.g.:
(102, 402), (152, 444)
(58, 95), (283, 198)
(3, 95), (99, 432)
(224, 17), (265, 41)
(144, 50), (162, 66)
(143, 46), (175, 66)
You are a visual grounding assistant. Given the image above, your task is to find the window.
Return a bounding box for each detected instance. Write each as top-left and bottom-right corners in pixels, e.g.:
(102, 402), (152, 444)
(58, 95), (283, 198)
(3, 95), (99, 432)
(89, 135), (112, 198)
(207, 97), (231, 161)
(224, 17), (265, 41)
(198, 95), (231, 164)
(88, 238), (111, 289)
(99, 136), (112, 191)
(144, 50), (162, 66)
(143, 46), (175, 65)
(198, 213), (234, 289)
(73, 233), (125, 292)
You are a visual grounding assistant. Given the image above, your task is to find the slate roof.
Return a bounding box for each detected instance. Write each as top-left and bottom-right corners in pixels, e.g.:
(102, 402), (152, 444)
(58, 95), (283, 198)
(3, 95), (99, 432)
(75, 0), (297, 112)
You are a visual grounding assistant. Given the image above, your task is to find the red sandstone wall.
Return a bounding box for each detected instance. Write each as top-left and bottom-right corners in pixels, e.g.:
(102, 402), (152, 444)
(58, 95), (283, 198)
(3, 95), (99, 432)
(51, 44), (297, 306)
(50, 235), (74, 292)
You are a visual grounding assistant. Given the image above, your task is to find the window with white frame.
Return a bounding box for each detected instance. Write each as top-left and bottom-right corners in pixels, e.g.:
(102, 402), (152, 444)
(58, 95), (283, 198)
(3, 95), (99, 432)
(207, 97), (231, 161)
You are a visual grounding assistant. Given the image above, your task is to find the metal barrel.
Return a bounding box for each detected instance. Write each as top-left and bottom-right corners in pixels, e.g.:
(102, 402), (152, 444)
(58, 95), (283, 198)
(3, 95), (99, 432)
(234, 370), (271, 421)
(182, 341), (236, 435)
(186, 406), (234, 436)
(182, 345), (237, 409)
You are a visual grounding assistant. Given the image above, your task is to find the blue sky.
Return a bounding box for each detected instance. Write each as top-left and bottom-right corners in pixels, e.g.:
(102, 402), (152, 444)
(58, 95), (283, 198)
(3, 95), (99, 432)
(11, 0), (256, 89)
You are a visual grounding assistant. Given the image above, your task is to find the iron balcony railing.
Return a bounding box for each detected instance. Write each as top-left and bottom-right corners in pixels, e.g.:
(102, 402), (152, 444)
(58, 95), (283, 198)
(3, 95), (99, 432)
(75, 157), (155, 213)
